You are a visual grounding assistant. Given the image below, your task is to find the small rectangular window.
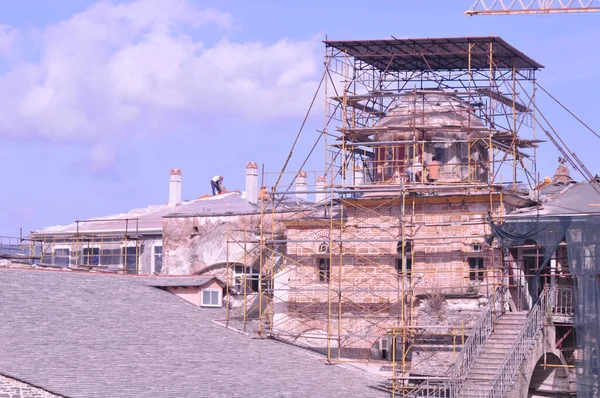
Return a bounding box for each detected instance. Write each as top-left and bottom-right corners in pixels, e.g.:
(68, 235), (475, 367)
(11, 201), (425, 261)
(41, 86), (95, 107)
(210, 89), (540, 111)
(123, 247), (138, 274)
(395, 257), (412, 279)
(153, 246), (163, 274)
(434, 146), (445, 163)
(202, 289), (222, 307)
(101, 248), (121, 267)
(54, 248), (70, 268)
(318, 258), (330, 282)
(469, 258), (485, 282)
(79, 247), (100, 267)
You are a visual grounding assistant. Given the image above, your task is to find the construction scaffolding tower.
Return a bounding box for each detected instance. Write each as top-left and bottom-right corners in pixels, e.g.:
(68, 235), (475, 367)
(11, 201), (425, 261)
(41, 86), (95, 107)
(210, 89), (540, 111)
(225, 37), (543, 395)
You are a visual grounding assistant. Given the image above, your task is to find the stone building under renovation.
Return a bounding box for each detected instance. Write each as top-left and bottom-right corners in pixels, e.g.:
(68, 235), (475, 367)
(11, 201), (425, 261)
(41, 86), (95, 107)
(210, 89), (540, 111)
(3, 36), (599, 397)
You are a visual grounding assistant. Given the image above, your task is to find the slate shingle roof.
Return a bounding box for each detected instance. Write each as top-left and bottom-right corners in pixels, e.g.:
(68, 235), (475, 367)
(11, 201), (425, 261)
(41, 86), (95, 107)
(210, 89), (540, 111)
(0, 268), (387, 398)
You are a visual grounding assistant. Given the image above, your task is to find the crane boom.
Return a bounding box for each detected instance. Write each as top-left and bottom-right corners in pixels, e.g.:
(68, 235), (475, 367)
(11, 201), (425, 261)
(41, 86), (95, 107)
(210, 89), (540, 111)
(466, 0), (600, 15)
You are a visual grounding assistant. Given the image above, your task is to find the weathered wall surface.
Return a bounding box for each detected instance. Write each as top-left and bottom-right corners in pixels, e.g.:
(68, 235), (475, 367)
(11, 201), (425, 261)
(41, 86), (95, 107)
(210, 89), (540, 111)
(276, 194), (511, 372)
(0, 374), (61, 398)
(162, 214), (262, 276)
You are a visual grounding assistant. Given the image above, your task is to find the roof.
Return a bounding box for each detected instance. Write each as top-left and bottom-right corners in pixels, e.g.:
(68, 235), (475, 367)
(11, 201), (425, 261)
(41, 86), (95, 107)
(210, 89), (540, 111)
(0, 268), (387, 397)
(510, 182), (600, 218)
(133, 275), (224, 288)
(324, 37), (543, 71)
(33, 193), (259, 235)
(163, 192), (259, 218)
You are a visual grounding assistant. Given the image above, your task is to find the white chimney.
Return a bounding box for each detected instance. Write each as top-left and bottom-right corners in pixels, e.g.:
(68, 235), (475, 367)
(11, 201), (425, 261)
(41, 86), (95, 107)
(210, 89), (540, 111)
(169, 168), (182, 206)
(296, 171), (307, 200)
(245, 162), (259, 204)
(353, 165), (364, 186)
(316, 175), (327, 203)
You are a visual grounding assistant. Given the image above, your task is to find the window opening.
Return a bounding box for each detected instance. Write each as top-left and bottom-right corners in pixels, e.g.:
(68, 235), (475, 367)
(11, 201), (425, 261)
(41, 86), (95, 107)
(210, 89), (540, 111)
(79, 247), (100, 267)
(153, 245), (163, 274)
(318, 258), (330, 282)
(469, 257), (485, 282)
(123, 246), (138, 274)
(233, 265), (259, 293)
(318, 241), (330, 254)
(54, 248), (70, 268)
(202, 289), (222, 307)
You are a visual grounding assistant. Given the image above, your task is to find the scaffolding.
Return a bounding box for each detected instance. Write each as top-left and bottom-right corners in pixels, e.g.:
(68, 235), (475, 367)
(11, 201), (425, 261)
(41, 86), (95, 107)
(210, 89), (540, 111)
(224, 37), (543, 395)
(25, 219), (149, 274)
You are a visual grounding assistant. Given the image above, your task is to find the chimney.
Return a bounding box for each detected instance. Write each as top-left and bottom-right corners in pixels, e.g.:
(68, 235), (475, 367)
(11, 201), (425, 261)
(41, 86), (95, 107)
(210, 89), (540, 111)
(353, 165), (364, 186)
(316, 175), (327, 203)
(169, 168), (182, 206)
(245, 162), (259, 204)
(296, 171), (307, 200)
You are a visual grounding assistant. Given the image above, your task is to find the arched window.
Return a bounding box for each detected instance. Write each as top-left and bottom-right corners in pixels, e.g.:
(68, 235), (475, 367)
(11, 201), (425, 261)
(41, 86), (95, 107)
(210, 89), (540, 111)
(318, 241), (330, 254)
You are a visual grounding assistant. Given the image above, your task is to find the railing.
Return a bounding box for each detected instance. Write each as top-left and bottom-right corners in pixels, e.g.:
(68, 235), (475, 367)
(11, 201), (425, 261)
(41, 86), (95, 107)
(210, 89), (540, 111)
(405, 288), (503, 397)
(486, 286), (549, 397)
(548, 286), (574, 317)
(0, 235), (31, 259)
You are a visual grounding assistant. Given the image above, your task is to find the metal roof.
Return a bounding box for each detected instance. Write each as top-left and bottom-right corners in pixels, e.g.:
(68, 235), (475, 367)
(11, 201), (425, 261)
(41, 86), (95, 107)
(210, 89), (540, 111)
(0, 268), (387, 397)
(324, 37), (543, 71)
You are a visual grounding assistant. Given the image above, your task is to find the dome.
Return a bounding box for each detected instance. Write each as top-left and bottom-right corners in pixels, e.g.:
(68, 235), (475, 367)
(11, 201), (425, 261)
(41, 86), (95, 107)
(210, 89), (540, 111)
(375, 92), (487, 142)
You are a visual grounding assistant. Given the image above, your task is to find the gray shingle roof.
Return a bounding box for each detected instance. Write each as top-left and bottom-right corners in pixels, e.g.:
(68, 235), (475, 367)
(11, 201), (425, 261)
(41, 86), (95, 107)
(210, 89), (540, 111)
(510, 182), (600, 218)
(133, 275), (222, 287)
(0, 268), (387, 398)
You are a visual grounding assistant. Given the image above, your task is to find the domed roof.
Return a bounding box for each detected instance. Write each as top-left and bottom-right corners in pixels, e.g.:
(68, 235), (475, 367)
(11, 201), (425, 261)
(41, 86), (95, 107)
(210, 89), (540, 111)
(375, 92), (487, 142)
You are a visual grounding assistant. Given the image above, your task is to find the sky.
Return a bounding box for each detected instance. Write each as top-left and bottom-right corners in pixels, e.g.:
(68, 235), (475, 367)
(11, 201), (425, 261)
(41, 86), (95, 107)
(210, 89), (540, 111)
(0, 0), (599, 236)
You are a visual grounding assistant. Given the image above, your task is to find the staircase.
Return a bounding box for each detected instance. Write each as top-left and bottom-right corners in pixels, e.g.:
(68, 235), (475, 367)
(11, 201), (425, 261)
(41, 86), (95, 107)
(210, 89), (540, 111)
(458, 312), (528, 396)
(403, 287), (548, 398)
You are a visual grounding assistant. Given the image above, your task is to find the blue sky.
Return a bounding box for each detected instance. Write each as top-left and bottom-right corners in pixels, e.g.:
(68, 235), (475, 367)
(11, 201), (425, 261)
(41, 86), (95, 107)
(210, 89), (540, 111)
(0, 0), (598, 236)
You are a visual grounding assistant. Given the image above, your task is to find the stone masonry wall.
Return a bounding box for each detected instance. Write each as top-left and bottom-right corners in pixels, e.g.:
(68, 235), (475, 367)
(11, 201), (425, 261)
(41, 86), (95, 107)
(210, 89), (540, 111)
(275, 194), (512, 371)
(0, 374), (61, 398)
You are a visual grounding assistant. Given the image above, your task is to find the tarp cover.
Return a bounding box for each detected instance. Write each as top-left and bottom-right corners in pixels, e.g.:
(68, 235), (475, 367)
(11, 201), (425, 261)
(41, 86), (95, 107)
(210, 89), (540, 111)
(492, 215), (600, 396)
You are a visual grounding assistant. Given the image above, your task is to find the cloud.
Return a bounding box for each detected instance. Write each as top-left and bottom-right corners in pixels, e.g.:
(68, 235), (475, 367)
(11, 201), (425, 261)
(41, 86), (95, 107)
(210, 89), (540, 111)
(88, 144), (118, 173)
(0, 0), (321, 170)
(0, 25), (18, 58)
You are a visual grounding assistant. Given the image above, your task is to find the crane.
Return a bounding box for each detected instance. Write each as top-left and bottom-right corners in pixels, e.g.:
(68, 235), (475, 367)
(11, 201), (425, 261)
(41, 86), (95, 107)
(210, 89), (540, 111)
(466, 0), (600, 15)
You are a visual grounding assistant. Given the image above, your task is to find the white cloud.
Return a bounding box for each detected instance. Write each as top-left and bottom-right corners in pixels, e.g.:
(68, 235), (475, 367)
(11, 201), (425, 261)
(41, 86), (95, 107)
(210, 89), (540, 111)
(0, 25), (18, 58)
(88, 144), (118, 173)
(0, 0), (321, 170)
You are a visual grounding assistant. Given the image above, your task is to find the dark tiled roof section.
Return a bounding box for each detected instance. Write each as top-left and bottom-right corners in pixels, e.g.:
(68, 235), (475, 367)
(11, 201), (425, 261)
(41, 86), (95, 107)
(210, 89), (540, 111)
(0, 269), (387, 398)
(133, 275), (221, 287)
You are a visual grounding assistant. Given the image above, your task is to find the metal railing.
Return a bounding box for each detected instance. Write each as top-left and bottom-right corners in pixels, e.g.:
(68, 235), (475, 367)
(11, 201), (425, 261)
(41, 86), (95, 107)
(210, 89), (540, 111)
(548, 286), (574, 317)
(405, 288), (503, 397)
(486, 286), (549, 397)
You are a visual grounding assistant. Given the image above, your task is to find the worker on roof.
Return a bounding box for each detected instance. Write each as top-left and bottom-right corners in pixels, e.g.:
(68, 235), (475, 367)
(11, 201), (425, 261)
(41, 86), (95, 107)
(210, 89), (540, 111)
(211, 175), (224, 196)
(427, 157), (440, 183)
(259, 186), (271, 203)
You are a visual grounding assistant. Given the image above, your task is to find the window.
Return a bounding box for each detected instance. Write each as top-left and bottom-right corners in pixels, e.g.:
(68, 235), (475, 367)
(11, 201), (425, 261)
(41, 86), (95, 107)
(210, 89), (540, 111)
(472, 243), (482, 252)
(396, 240), (412, 279)
(123, 246), (138, 274)
(469, 258), (485, 282)
(54, 248), (70, 268)
(318, 258), (330, 282)
(79, 247), (99, 266)
(101, 248), (121, 267)
(318, 241), (330, 254)
(233, 265), (259, 293)
(434, 146), (445, 163)
(201, 289), (222, 307)
(395, 257), (412, 279)
(153, 245), (163, 274)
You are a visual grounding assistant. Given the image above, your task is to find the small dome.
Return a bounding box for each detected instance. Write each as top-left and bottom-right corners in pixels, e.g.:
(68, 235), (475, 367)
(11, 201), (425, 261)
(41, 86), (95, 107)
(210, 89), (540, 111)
(375, 92), (486, 142)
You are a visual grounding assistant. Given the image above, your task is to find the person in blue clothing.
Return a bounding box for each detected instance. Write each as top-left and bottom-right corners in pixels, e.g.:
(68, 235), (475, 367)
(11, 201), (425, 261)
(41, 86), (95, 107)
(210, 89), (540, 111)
(211, 175), (224, 195)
